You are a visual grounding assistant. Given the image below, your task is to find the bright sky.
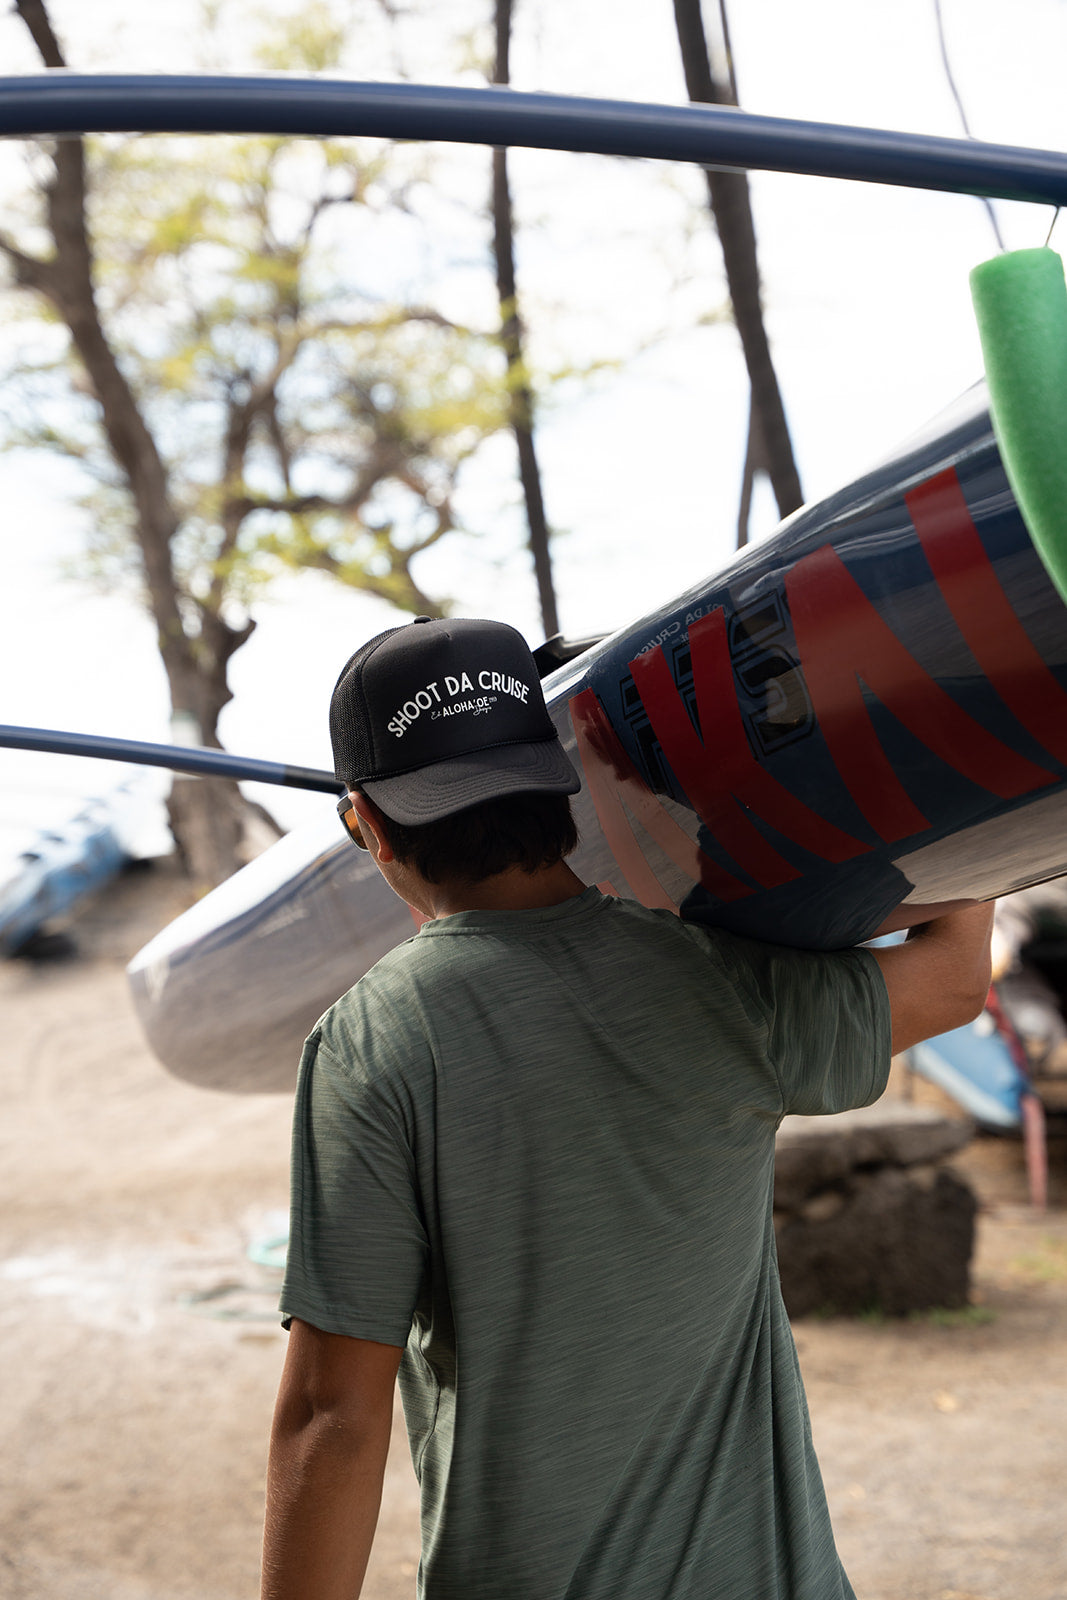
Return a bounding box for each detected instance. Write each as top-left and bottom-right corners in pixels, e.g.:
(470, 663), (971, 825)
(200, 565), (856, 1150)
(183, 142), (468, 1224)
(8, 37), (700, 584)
(1, 0), (1066, 830)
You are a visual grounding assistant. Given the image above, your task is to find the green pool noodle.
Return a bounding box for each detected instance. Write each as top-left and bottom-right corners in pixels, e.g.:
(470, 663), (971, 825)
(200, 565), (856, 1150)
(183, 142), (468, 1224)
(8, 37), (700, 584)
(970, 247), (1067, 606)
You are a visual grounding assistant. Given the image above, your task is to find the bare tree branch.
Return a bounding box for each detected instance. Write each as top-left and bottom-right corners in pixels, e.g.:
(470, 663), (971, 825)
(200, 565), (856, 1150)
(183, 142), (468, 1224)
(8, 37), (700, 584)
(0, 227), (58, 294)
(13, 0), (66, 67)
(491, 0), (559, 639)
(672, 0), (803, 539)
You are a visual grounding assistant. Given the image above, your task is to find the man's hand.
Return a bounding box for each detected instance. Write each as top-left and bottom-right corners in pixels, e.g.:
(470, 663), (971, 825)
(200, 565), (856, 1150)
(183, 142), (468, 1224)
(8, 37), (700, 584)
(261, 1320), (403, 1600)
(871, 902), (995, 1055)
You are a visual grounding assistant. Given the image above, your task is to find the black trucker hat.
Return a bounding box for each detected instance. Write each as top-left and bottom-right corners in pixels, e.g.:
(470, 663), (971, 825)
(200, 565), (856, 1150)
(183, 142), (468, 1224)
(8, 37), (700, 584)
(329, 616), (580, 825)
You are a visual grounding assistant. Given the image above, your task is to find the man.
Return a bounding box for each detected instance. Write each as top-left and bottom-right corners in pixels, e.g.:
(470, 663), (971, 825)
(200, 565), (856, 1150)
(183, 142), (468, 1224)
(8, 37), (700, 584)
(261, 615), (993, 1600)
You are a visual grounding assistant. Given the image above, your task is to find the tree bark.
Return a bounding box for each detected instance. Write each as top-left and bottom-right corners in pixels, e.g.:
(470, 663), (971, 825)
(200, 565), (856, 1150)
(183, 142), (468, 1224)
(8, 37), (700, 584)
(491, 0), (560, 639)
(671, 0), (803, 542)
(736, 392), (769, 549)
(9, 0), (265, 888)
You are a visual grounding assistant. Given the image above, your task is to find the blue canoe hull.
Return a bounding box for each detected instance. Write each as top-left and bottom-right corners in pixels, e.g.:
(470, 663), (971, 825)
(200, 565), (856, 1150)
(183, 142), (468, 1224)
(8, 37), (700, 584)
(909, 1017), (1027, 1130)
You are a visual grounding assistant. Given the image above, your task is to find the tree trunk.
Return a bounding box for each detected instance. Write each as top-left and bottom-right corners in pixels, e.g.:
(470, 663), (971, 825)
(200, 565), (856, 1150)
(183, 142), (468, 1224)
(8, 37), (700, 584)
(491, 0), (560, 639)
(671, 0), (804, 543)
(165, 779), (246, 884)
(163, 629), (276, 891)
(11, 0), (273, 889)
(736, 394), (770, 549)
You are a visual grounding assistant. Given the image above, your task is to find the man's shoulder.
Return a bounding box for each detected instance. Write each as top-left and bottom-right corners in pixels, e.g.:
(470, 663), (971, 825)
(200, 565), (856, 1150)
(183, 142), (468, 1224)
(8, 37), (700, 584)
(604, 893), (747, 968)
(310, 935), (436, 1059)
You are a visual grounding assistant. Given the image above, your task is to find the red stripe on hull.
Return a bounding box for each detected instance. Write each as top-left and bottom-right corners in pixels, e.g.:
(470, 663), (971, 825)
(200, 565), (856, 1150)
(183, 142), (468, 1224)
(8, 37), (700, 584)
(907, 467), (1067, 767)
(786, 543), (1056, 842)
(629, 609), (868, 885)
(569, 687), (752, 906)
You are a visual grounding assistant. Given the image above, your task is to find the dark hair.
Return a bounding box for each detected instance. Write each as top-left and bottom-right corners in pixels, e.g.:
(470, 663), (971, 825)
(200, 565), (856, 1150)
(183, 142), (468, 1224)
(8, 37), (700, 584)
(352, 789), (578, 885)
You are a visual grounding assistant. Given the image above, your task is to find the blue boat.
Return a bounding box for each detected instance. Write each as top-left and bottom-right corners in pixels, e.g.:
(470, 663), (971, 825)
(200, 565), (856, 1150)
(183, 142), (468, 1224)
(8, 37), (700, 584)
(907, 987), (1048, 1208)
(0, 777), (167, 955)
(909, 1012), (1027, 1131)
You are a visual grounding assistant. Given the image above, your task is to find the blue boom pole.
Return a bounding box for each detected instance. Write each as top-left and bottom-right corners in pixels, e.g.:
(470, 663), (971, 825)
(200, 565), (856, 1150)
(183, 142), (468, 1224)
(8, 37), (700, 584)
(1, 75), (1067, 206)
(3, 77), (1066, 799)
(0, 724), (341, 794)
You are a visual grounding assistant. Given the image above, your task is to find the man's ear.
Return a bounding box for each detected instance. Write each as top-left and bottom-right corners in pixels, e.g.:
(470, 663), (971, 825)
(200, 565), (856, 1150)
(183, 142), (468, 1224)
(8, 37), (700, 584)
(349, 791), (395, 863)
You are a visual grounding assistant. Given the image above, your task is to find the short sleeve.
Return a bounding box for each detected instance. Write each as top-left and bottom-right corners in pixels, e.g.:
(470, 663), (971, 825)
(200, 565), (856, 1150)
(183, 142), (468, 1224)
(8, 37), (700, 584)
(280, 1026), (428, 1346)
(714, 935), (892, 1118)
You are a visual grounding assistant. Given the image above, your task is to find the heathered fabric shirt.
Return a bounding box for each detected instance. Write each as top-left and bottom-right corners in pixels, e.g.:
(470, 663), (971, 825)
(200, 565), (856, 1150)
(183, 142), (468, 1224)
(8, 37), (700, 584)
(281, 887), (891, 1600)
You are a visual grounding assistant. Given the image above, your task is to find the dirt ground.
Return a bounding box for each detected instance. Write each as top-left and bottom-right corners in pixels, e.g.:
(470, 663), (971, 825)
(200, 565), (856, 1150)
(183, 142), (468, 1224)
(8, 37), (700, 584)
(1, 860), (1065, 1600)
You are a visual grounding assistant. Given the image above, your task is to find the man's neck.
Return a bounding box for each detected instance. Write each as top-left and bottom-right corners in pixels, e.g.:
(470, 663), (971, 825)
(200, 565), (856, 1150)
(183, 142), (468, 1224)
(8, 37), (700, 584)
(427, 861), (588, 919)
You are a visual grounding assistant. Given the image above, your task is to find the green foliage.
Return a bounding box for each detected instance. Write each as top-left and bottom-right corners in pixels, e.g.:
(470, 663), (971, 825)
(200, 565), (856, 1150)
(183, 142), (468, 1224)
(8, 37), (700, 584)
(1, 123), (509, 626)
(1009, 1235), (1067, 1285)
(807, 1300), (994, 1326)
(253, 0), (350, 73)
(908, 1304), (996, 1329)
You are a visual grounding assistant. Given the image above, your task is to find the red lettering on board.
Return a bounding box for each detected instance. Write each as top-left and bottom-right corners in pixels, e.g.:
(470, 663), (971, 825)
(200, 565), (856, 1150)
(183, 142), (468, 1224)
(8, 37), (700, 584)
(786, 543), (1057, 843)
(906, 468), (1067, 767)
(568, 687), (752, 907)
(628, 609), (868, 889)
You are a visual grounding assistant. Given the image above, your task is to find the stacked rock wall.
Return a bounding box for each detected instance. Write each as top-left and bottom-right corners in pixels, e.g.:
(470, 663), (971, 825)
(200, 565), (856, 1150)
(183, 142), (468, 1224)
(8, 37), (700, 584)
(774, 1103), (978, 1318)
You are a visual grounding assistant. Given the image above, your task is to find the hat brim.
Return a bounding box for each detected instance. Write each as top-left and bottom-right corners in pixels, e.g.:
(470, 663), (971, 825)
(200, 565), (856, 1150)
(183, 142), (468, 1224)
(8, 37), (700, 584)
(361, 737), (580, 826)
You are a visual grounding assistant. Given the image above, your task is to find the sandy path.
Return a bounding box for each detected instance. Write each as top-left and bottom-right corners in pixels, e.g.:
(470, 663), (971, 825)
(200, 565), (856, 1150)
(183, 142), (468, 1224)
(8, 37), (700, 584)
(0, 860), (1064, 1599)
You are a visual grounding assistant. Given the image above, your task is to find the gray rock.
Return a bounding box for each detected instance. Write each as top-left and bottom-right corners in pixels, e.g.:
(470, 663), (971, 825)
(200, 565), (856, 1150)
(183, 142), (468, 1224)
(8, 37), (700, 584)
(776, 1164), (977, 1318)
(774, 1102), (974, 1211)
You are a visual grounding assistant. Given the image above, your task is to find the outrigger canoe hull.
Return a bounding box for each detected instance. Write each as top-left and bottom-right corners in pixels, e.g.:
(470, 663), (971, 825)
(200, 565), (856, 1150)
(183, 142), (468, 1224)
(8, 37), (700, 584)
(127, 380), (1067, 1091)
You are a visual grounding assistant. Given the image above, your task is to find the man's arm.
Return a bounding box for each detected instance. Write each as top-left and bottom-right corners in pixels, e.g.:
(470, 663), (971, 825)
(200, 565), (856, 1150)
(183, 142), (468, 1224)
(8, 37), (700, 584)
(261, 1319), (403, 1600)
(871, 902), (995, 1055)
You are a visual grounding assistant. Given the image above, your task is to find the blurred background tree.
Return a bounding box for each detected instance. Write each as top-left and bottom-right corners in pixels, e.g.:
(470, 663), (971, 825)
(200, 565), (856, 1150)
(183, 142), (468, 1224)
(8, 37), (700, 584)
(0, 0), (510, 885)
(0, 0), (795, 885)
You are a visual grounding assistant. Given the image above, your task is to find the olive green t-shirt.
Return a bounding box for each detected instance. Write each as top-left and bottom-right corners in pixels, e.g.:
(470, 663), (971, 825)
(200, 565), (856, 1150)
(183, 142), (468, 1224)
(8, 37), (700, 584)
(281, 888), (891, 1599)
